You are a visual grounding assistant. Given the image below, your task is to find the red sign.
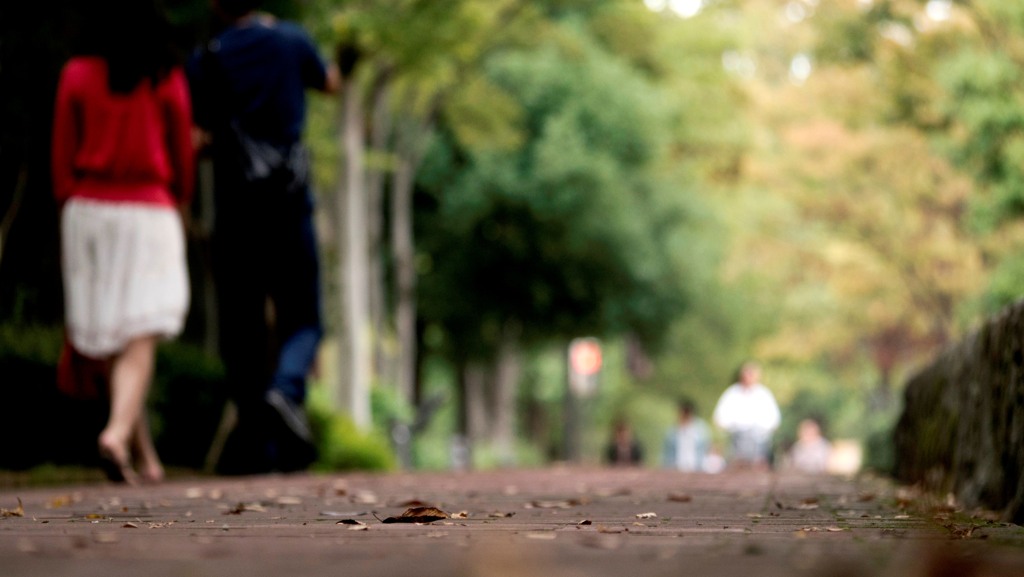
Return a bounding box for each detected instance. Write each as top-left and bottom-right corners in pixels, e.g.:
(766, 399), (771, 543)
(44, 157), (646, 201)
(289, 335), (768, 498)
(569, 338), (602, 376)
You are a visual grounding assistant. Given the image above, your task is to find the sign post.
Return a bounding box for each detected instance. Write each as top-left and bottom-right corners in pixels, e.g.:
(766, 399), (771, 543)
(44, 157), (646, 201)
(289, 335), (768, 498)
(564, 337), (602, 462)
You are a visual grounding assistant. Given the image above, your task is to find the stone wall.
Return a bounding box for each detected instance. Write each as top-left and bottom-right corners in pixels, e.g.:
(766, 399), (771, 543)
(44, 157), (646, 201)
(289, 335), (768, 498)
(895, 301), (1024, 523)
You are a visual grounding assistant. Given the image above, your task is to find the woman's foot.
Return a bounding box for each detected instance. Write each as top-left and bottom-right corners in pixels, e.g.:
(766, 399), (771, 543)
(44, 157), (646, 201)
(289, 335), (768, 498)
(97, 431), (138, 485)
(135, 454), (165, 484)
(132, 416), (164, 484)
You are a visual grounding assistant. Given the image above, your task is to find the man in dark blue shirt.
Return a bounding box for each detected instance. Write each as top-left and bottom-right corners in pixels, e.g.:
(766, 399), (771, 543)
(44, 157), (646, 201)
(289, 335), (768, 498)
(188, 0), (339, 475)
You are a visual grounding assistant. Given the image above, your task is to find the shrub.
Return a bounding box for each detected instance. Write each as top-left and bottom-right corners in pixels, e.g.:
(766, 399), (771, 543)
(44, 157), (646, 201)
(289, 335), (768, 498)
(307, 384), (396, 472)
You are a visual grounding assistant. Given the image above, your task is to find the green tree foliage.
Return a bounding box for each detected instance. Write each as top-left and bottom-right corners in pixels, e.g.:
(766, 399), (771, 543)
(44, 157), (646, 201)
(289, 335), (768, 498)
(416, 27), (696, 361)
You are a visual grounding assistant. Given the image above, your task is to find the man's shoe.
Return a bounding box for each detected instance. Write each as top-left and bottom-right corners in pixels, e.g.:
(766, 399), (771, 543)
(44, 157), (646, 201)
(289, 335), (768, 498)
(265, 389), (313, 444)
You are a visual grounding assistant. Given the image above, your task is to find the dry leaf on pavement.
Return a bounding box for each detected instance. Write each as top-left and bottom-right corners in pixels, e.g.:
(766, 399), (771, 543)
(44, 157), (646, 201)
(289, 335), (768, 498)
(224, 502), (265, 515)
(1, 498), (24, 518)
(379, 506), (448, 524)
(635, 512), (657, 519)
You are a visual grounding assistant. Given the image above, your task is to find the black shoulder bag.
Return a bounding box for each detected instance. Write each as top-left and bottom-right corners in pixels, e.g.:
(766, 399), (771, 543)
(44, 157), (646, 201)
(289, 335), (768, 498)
(200, 41), (311, 196)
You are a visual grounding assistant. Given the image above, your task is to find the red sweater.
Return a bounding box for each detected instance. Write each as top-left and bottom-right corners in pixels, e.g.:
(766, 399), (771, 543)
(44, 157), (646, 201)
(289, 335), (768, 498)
(51, 57), (194, 208)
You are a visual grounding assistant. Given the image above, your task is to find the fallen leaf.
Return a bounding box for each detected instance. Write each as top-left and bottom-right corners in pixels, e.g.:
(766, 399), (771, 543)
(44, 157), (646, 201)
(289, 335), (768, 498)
(336, 519), (365, 525)
(379, 506), (448, 524)
(47, 495), (79, 509)
(1, 498), (24, 518)
(122, 522), (139, 529)
(223, 502), (265, 515)
(489, 511), (515, 518)
(597, 525), (623, 534)
(450, 511), (469, 519)
(635, 512), (657, 519)
(945, 524), (979, 539)
(577, 519), (592, 526)
(826, 527), (845, 532)
(667, 493), (693, 503)
(84, 513), (106, 520)
(348, 524), (369, 531)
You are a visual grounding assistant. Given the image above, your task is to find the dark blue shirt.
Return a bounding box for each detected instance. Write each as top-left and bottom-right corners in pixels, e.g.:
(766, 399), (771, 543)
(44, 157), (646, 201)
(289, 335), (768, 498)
(189, 19), (327, 146)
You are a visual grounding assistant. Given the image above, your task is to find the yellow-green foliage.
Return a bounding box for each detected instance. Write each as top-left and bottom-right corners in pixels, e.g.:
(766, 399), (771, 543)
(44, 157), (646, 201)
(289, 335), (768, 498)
(307, 386), (396, 472)
(311, 413), (396, 472)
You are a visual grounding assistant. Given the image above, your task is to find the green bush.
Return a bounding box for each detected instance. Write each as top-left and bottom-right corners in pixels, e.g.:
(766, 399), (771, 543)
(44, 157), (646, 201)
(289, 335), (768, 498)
(310, 411), (396, 472)
(307, 384), (396, 472)
(0, 322), (228, 471)
(0, 323), (62, 364)
(0, 323), (98, 470)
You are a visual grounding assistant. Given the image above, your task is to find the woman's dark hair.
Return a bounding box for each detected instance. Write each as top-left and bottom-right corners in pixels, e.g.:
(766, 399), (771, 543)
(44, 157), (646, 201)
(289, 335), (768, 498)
(78, 0), (179, 94)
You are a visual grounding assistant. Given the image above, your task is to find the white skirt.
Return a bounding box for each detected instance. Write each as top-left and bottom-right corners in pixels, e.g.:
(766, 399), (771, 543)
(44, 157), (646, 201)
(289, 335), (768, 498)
(62, 199), (190, 358)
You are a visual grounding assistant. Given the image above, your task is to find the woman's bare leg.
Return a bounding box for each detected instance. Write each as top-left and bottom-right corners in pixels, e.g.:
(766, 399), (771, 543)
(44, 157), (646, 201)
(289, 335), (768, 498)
(98, 336), (158, 484)
(132, 412), (165, 483)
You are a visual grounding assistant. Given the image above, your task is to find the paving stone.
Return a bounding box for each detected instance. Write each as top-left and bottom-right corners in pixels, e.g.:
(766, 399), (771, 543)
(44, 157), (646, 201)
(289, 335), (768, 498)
(2, 468), (1022, 576)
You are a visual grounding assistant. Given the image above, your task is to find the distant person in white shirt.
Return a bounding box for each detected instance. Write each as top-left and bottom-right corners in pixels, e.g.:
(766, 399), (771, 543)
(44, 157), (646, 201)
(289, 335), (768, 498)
(662, 399), (711, 472)
(712, 361), (781, 469)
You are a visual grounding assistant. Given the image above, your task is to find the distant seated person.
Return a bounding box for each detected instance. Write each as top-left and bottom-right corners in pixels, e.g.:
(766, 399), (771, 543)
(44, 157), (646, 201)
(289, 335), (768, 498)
(712, 361), (781, 469)
(662, 399), (710, 472)
(789, 418), (832, 474)
(606, 419), (643, 466)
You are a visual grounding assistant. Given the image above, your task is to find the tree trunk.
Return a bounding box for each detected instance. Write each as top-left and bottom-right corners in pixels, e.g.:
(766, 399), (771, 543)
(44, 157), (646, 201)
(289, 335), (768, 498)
(391, 137), (416, 405)
(337, 79), (372, 429)
(366, 71), (393, 386)
(391, 109), (433, 405)
(463, 360), (489, 465)
(490, 323), (522, 466)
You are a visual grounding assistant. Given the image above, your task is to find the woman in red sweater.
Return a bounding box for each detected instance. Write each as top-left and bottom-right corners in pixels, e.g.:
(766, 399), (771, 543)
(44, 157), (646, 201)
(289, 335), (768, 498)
(51, 0), (194, 484)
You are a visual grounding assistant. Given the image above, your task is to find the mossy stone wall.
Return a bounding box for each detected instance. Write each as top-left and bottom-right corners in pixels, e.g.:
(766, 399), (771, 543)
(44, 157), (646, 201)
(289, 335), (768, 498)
(895, 303), (1024, 523)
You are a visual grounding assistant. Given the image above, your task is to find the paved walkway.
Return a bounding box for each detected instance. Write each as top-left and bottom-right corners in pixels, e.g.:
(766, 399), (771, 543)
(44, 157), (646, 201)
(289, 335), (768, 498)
(2, 467), (1023, 576)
